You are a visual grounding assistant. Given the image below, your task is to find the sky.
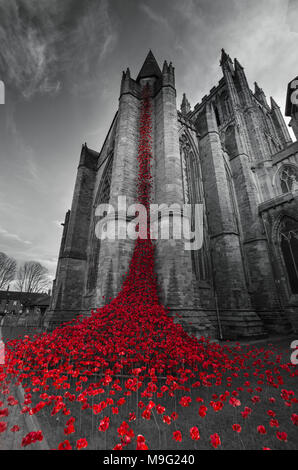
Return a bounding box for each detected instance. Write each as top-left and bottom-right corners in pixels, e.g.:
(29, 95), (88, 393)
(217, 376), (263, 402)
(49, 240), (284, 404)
(0, 0), (297, 282)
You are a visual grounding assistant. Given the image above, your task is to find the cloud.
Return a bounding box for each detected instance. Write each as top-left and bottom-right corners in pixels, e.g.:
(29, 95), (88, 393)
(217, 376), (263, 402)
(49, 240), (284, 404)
(3, 112), (45, 191)
(0, 0), (118, 99)
(0, 227), (31, 246)
(139, 3), (170, 29)
(286, 0), (298, 32)
(0, 0), (62, 99)
(169, 0), (295, 113)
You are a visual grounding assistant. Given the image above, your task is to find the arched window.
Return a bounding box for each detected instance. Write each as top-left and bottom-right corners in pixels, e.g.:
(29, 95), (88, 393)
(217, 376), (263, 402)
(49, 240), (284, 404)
(224, 124), (238, 158)
(223, 98), (231, 118)
(86, 153), (113, 292)
(279, 165), (298, 193)
(224, 162), (239, 233)
(220, 92), (231, 122)
(180, 135), (210, 281)
(279, 217), (298, 294)
(214, 104), (221, 127)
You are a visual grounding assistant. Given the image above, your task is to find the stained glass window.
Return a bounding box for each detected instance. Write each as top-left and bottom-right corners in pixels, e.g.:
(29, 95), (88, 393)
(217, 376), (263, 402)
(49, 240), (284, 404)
(86, 154), (113, 292)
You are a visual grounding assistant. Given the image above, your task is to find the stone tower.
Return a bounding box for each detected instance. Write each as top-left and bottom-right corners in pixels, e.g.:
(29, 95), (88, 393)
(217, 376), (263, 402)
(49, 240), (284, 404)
(46, 50), (297, 339)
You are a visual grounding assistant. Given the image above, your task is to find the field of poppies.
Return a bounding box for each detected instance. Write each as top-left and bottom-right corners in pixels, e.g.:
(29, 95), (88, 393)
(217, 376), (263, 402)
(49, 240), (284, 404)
(0, 85), (297, 451)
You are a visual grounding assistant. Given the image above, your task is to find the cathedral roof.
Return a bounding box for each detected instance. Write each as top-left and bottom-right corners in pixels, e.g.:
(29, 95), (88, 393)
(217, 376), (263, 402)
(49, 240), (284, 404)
(136, 50), (162, 81)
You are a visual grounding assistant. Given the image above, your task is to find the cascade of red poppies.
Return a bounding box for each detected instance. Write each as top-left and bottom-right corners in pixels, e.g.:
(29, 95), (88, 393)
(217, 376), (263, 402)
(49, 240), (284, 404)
(117, 84), (159, 306)
(0, 85), (297, 451)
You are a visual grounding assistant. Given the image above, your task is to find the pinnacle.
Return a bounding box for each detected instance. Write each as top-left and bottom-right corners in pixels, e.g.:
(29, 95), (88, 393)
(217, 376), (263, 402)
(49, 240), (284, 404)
(234, 58), (244, 70)
(220, 48), (231, 65)
(254, 81), (263, 93)
(270, 96), (280, 109)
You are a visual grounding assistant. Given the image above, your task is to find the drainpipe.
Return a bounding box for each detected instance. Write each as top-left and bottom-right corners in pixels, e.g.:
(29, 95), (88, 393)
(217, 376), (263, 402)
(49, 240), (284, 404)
(209, 240), (223, 340)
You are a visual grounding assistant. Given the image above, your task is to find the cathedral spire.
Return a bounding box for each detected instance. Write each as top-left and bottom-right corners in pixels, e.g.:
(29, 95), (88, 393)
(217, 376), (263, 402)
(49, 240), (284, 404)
(254, 81), (268, 107)
(136, 50), (162, 82)
(270, 96), (292, 144)
(270, 96), (279, 109)
(234, 57), (252, 106)
(220, 48), (239, 106)
(180, 93), (191, 115)
(234, 58), (244, 71)
(220, 48), (233, 68)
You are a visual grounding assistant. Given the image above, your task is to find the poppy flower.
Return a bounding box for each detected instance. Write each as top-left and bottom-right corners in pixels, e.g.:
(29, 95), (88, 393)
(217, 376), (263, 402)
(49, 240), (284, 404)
(156, 405), (165, 415)
(10, 425), (20, 432)
(64, 424), (75, 435)
(251, 396), (260, 404)
(190, 426), (200, 440)
(196, 397), (204, 403)
(198, 405), (207, 417)
(98, 417), (110, 432)
(117, 421), (130, 436)
(210, 433), (221, 449)
(276, 431), (287, 442)
(270, 419), (279, 428)
(21, 431), (43, 447)
(173, 431), (182, 442)
(232, 424), (242, 433)
(113, 444), (123, 450)
(66, 417), (75, 426)
(7, 396), (18, 406)
(76, 438), (88, 450)
(179, 396), (191, 407)
(142, 409), (151, 420)
(0, 422), (7, 433)
(136, 434), (148, 450)
(163, 415), (171, 425)
(211, 401), (223, 412)
(291, 413), (298, 426)
(257, 426), (267, 435)
(58, 440), (72, 450)
(229, 397), (241, 407)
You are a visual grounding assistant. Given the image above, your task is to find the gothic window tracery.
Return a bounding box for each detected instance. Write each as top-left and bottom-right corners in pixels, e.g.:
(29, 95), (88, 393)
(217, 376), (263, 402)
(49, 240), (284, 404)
(180, 134), (210, 281)
(224, 161), (239, 233)
(279, 165), (298, 194)
(279, 217), (298, 294)
(213, 104), (221, 127)
(86, 153), (113, 292)
(221, 93), (232, 122)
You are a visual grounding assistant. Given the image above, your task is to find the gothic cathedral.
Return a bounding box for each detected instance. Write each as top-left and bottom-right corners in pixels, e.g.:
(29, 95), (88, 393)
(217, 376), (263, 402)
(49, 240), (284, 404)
(46, 50), (298, 339)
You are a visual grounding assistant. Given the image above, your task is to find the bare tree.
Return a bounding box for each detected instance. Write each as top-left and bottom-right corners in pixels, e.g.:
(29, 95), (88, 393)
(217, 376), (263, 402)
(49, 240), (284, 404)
(16, 261), (50, 293)
(0, 252), (17, 289)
